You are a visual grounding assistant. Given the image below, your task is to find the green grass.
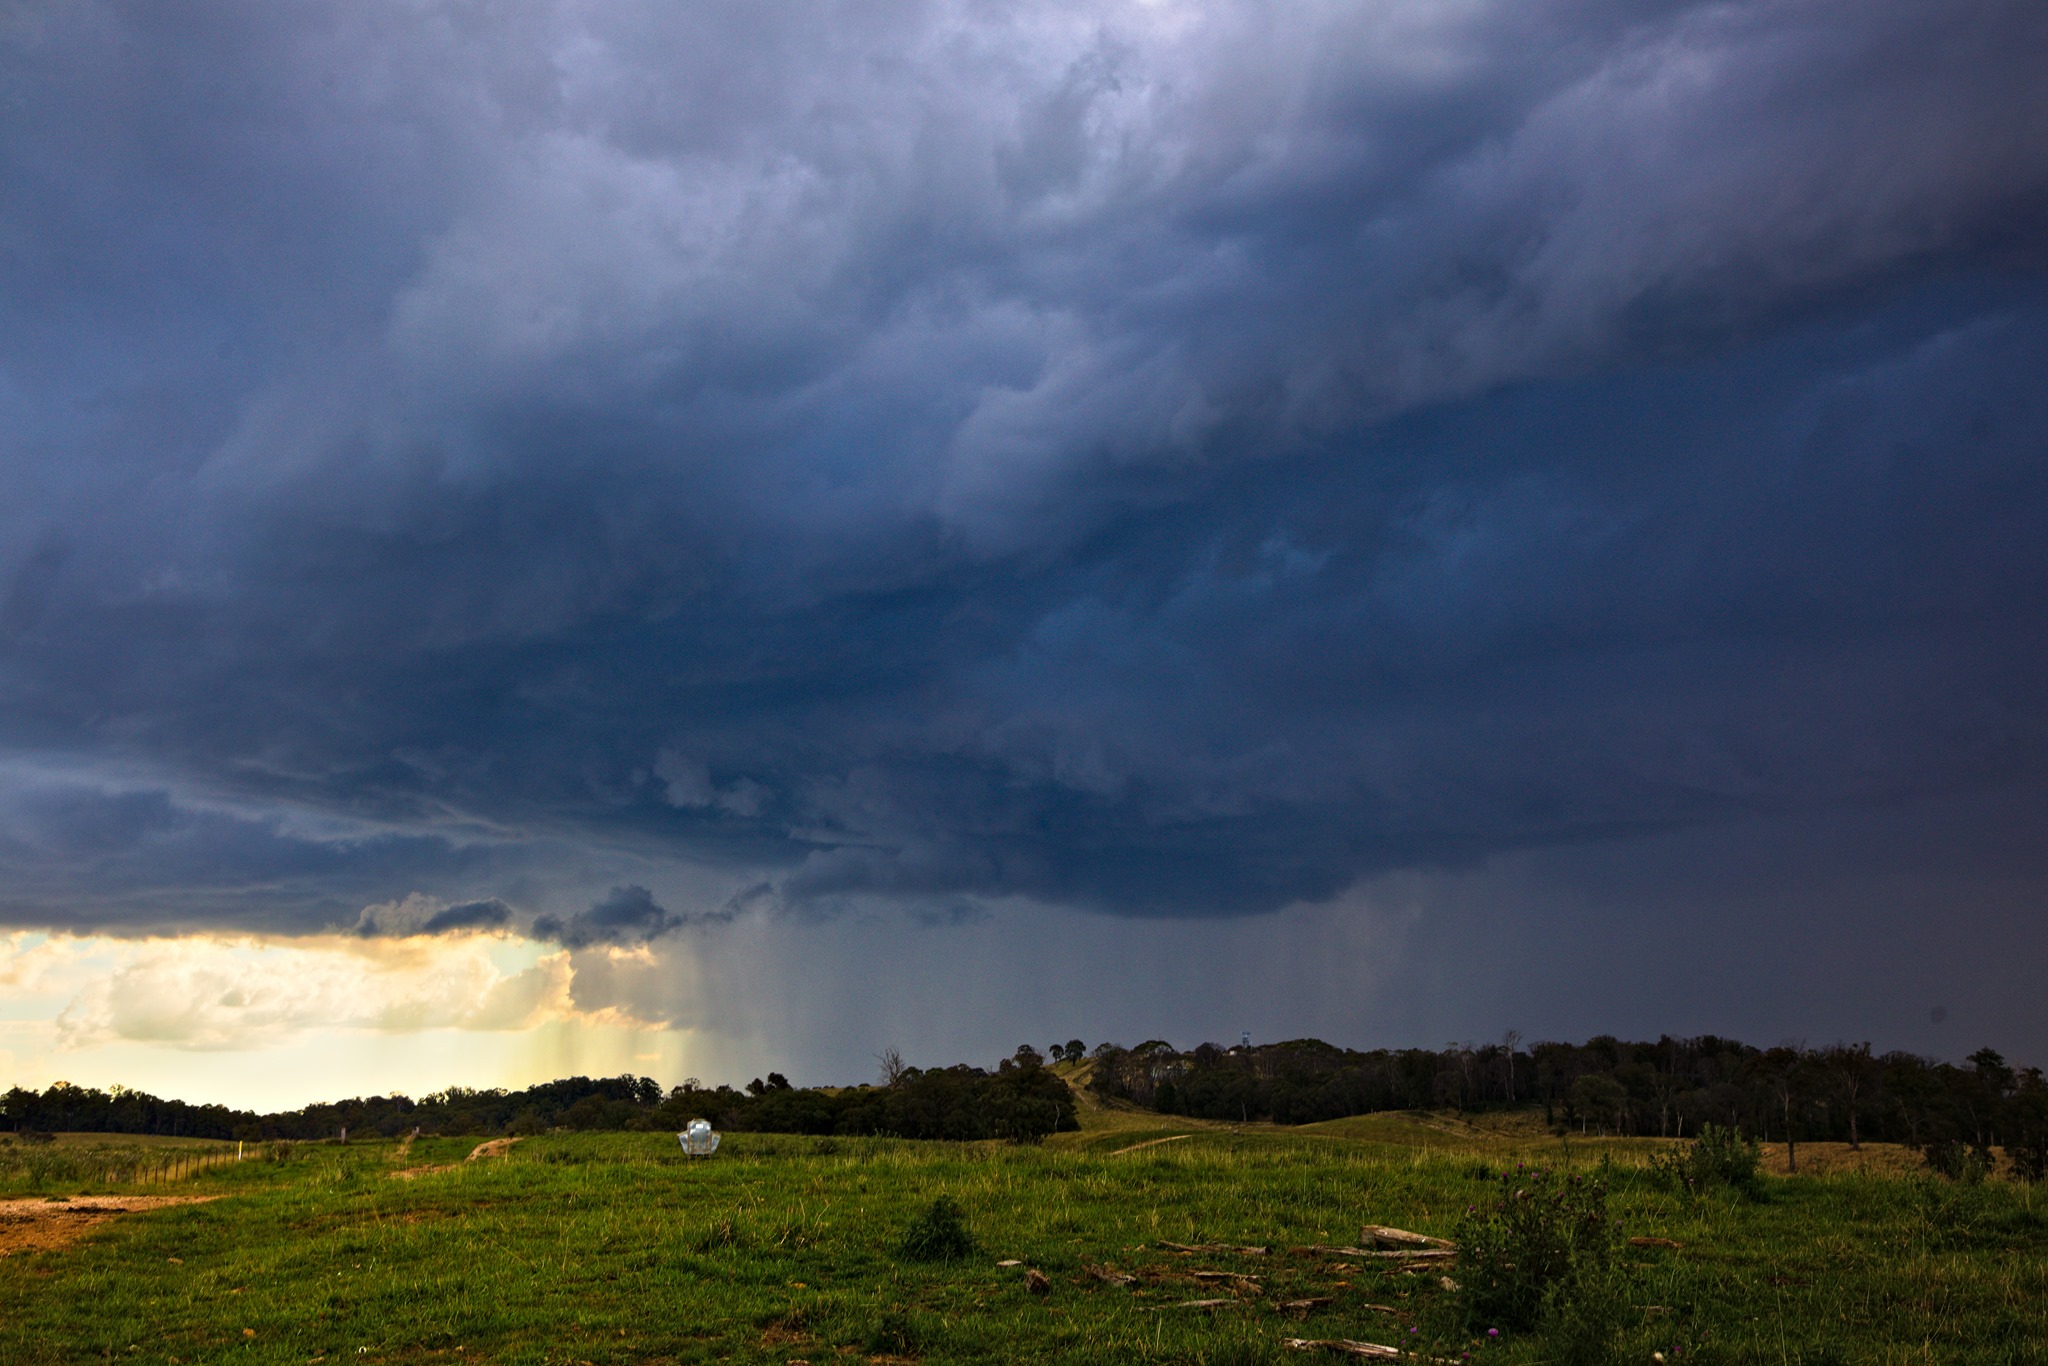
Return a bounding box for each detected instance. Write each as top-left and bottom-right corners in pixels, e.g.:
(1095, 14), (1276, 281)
(2, 1119), (2044, 1364)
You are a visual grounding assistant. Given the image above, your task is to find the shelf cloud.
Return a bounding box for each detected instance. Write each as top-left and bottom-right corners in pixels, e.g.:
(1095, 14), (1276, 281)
(4, 2), (2047, 1083)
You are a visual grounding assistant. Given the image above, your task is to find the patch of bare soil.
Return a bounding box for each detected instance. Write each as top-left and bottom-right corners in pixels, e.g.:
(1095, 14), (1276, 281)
(465, 1138), (521, 1161)
(0, 1195), (219, 1257)
(389, 1165), (458, 1180)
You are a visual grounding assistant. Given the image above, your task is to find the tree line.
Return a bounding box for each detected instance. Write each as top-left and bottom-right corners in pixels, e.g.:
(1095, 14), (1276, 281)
(0, 1045), (1076, 1144)
(1087, 1034), (2048, 1177)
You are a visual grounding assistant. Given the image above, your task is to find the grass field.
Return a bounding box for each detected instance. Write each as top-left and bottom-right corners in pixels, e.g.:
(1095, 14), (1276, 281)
(2, 1100), (2044, 1365)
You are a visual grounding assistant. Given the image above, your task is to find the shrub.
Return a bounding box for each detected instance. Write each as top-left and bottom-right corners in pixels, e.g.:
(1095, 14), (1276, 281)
(1453, 1167), (1624, 1336)
(1923, 1139), (1992, 1184)
(2003, 1089), (2048, 1183)
(2008, 1137), (2048, 1184)
(897, 1195), (976, 1261)
(1650, 1123), (1761, 1197)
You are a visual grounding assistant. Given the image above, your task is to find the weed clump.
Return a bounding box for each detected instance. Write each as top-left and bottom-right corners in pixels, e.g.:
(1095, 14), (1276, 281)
(897, 1195), (976, 1261)
(864, 1307), (931, 1356)
(1449, 1165), (1628, 1356)
(694, 1213), (747, 1251)
(1650, 1123), (1761, 1197)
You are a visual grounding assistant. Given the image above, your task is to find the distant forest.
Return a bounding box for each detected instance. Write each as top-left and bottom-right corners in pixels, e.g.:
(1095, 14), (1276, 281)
(1087, 1035), (2047, 1167)
(6, 1035), (2044, 1174)
(0, 1049), (1076, 1145)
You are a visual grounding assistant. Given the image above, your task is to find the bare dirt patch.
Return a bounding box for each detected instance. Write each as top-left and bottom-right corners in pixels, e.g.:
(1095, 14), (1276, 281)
(0, 1195), (219, 1257)
(465, 1138), (521, 1161)
(389, 1165), (458, 1180)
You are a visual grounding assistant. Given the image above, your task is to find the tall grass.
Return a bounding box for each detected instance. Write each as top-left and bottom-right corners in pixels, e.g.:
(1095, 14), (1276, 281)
(0, 1138), (243, 1194)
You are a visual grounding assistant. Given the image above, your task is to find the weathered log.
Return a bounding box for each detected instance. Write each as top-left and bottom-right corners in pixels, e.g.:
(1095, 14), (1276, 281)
(1281, 1339), (1403, 1358)
(1360, 1225), (1455, 1250)
(1289, 1245), (1454, 1261)
(1158, 1240), (1269, 1255)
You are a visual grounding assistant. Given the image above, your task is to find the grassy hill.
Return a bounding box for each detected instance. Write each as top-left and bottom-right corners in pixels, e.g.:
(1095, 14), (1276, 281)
(1, 1098), (2043, 1364)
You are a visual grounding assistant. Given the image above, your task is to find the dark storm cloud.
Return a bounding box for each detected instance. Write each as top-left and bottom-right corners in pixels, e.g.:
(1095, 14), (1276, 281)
(2, 1), (2046, 927)
(0, 763), (524, 932)
(353, 895), (513, 938)
(531, 884), (730, 949)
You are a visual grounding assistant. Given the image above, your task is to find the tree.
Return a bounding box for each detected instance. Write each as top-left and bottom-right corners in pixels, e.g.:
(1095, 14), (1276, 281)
(1821, 1043), (1874, 1149)
(1761, 1046), (1813, 1174)
(876, 1047), (908, 1087)
(1966, 1048), (2015, 1149)
(1568, 1075), (1627, 1135)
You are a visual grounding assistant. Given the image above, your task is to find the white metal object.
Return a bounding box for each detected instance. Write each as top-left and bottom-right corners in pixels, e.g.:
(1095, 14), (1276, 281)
(678, 1118), (720, 1157)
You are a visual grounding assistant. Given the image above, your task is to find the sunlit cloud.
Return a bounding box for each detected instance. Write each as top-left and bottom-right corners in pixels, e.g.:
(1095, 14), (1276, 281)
(0, 929), (624, 1053)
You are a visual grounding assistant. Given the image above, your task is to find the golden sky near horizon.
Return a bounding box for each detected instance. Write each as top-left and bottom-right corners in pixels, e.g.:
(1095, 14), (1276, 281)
(0, 929), (707, 1111)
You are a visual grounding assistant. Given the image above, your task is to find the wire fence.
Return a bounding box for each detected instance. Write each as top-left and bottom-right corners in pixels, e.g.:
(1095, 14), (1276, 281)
(0, 1142), (246, 1192)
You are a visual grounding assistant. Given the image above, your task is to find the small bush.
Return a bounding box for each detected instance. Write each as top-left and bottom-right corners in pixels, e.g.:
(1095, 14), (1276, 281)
(1453, 1167), (1624, 1336)
(1923, 1139), (1993, 1184)
(1651, 1123), (1761, 1197)
(897, 1195), (976, 1261)
(2008, 1138), (2048, 1184)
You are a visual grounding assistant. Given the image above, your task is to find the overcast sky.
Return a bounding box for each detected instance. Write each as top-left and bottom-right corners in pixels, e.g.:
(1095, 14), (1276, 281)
(4, 1), (2047, 1107)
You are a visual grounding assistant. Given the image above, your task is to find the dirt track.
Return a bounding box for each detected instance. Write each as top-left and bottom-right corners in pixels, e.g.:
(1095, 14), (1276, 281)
(0, 1195), (218, 1257)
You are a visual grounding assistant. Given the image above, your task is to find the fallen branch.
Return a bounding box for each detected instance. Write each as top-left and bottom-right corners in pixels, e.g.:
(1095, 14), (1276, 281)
(1158, 1240), (1269, 1255)
(1282, 1339), (1403, 1358)
(1083, 1264), (1136, 1286)
(1629, 1236), (1685, 1249)
(1276, 1297), (1334, 1312)
(1359, 1225), (1454, 1250)
(1149, 1298), (1237, 1311)
(1189, 1270), (1261, 1284)
(1289, 1245), (1454, 1261)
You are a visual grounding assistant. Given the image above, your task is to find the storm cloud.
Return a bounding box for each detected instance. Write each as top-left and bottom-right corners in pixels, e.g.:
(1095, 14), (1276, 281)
(3, 0), (2047, 988)
(533, 884), (698, 948)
